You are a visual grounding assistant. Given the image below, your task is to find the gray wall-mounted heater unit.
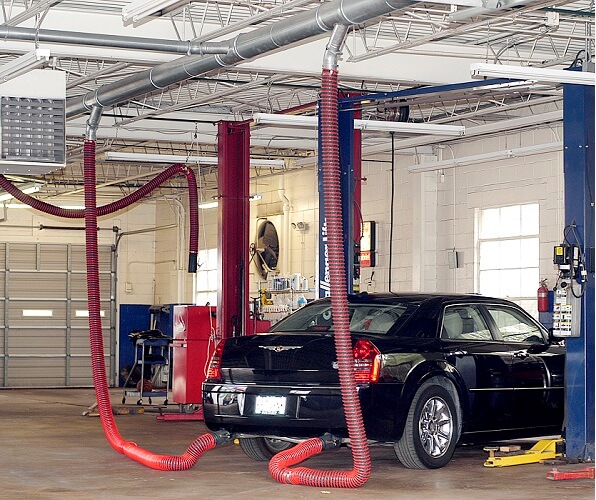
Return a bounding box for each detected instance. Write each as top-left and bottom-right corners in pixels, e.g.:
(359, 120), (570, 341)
(0, 69), (66, 175)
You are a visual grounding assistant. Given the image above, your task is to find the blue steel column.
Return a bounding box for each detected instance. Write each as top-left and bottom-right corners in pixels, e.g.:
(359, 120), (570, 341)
(217, 121), (250, 338)
(317, 109), (330, 298)
(563, 78), (595, 459)
(317, 100), (360, 297)
(339, 106), (356, 292)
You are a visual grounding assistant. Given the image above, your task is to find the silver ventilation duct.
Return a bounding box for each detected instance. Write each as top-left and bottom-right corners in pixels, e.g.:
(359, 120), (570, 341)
(66, 0), (413, 118)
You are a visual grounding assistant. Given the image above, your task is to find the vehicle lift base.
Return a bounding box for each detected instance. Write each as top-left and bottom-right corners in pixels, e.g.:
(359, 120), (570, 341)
(546, 467), (595, 480)
(484, 439), (564, 467)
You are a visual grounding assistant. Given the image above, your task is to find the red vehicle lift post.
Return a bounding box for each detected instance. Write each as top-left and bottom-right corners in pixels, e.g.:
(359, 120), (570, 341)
(217, 121), (250, 340)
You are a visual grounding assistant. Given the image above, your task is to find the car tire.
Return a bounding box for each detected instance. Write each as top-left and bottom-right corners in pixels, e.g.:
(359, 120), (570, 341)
(239, 437), (295, 461)
(394, 381), (459, 469)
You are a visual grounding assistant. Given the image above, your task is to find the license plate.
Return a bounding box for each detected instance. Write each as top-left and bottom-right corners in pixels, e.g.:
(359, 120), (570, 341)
(254, 395), (286, 415)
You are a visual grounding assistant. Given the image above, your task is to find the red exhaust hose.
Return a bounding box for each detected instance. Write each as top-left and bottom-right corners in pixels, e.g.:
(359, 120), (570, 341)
(0, 165), (199, 270)
(269, 67), (371, 488)
(83, 140), (225, 469)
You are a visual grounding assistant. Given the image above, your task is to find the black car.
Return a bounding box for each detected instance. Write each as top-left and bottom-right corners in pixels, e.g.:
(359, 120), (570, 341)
(202, 293), (564, 469)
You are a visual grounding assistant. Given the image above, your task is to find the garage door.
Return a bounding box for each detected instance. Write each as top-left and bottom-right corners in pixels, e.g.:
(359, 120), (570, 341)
(0, 242), (115, 387)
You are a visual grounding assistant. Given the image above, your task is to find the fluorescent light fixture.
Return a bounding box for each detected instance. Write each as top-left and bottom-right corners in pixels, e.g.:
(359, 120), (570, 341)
(122, 0), (185, 23)
(449, 0), (530, 22)
(22, 309), (53, 317)
(408, 142), (562, 173)
(252, 113), (465, 136)
(471, 63), (595, 86)
(0, 49), (51, 84)
(104, 151), (285, 167)
(355, 120), (465, 136)
(199, 201), (219, 209)
(0, 183), (42, 202)
(75, 310), (105, 317)
(253, 113), (318, 128)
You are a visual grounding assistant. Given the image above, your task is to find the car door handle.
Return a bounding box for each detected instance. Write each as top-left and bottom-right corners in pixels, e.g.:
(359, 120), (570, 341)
(447, 350), (468, 357)
(513, 349), (529, 359)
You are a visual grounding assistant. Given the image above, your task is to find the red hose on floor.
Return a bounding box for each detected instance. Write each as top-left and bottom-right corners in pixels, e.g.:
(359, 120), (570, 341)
(268, 67), (371, 488)
(0, 165), (199, 270)
(83, 140), (227, 470)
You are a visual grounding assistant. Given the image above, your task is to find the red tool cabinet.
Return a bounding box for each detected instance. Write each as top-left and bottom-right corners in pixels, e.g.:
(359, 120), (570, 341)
(172, 305), (215, 405)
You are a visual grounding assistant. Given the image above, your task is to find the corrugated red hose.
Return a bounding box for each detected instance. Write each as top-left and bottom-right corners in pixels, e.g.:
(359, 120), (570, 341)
(268, 68), (371, 487)
(0, 165), (198, 270)
(1, 145), (218, 468)
(83, 140), (226, 469)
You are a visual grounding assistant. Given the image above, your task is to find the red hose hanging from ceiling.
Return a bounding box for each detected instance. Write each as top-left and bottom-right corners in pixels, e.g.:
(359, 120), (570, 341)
(0, 149), (214, 467)
(268, 66), (371, 488)
(83, 139), (228, 469)
(0, 165), (199, 270)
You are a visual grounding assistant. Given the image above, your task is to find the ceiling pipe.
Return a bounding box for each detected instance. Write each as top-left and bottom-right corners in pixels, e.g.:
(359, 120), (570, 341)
(66, 0), (414, 118)
(0, 25), (230, 55)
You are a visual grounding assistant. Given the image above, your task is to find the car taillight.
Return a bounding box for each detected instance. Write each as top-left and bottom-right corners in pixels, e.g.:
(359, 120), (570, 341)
(206, 340), (225, 381)
(353, 339), (381, 384)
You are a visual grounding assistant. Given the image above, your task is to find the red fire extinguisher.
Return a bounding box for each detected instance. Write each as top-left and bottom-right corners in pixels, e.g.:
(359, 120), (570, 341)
(538, 279), (549, 312)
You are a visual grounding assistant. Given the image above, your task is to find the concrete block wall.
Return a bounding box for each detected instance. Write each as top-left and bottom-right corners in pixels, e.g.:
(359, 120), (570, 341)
(357, 128), (563, 297)
(432, 129), (564, 295)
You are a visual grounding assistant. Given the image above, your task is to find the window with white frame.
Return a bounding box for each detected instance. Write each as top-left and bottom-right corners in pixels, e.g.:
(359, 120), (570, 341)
(194, 248), (218, 306)
(476, 204), (539, 318)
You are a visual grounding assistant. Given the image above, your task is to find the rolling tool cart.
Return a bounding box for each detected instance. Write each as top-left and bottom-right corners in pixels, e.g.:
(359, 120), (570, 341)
(121, 330), (172, 405)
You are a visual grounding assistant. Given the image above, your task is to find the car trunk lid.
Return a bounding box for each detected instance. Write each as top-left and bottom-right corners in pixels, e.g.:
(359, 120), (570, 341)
(219, 333), (340, 385)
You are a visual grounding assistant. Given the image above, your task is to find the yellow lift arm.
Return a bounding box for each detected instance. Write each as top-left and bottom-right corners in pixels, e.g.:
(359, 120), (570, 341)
(484, 439), (564, 467)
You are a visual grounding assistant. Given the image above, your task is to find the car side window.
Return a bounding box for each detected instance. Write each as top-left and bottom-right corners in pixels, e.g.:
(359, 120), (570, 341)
(486, 306), (544, 343)
(441, 305), (492, 341)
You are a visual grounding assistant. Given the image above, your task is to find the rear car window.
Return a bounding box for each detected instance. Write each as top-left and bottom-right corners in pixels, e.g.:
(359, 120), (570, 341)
(441, 305), (493, 341)
(269, 302), (417, 335)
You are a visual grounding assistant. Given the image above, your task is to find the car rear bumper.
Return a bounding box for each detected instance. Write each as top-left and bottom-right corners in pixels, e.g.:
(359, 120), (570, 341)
(202, 382), (347, 437)
(202, 381), (399, 440)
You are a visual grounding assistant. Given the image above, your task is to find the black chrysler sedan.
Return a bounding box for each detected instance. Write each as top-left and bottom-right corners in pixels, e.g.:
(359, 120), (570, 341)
(202, 293), (564, 469)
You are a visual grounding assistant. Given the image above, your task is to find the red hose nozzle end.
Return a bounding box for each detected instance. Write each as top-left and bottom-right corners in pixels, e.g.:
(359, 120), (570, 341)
(188, 252), (198, 273)
(319, 433), (342, 451)
(212, 430), (233, 446)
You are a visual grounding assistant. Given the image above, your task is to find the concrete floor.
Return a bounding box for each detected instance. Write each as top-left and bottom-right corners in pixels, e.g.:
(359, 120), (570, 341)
(1, 388), (593, 499)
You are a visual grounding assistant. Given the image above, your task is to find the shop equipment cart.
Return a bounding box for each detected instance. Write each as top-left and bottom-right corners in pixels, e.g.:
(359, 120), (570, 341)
(121, 330), (172, 405)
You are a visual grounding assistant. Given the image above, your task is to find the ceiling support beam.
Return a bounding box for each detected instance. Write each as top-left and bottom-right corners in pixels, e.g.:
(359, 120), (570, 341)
(0, 25), (230, 55)
(348, 0), (566, 62)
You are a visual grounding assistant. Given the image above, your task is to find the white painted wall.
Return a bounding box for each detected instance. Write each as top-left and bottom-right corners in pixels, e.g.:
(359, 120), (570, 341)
(432, 128), (564, 295)
(154, 127), (565, 311)
(247, 168), (319, 296)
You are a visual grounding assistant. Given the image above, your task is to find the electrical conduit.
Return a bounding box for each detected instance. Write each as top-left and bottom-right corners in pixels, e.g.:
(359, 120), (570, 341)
(278, 176), (291, 275)
(268, 24), (371, 488)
